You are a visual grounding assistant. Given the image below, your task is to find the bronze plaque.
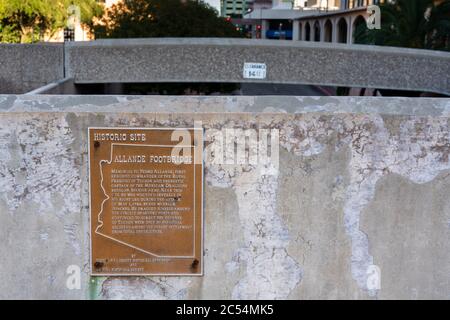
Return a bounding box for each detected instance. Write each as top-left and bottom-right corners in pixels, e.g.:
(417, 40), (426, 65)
(88, 127), (203, 276)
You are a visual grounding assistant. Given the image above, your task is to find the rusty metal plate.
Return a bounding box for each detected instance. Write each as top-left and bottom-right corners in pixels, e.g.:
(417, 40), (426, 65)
(88, 127), (203, 276)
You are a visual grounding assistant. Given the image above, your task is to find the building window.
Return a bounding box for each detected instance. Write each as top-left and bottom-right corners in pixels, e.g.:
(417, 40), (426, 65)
(64, 28), (75, 42)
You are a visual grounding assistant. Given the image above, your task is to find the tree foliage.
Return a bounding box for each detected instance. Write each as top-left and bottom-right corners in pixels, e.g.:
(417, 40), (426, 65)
(0, 0), (103, 43)
(94, 0), (243, 38)
(355, 0), (450, 51)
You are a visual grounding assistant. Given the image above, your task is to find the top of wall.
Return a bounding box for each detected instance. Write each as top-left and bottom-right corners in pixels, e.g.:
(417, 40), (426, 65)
(1, 95), (449, 117)
(65, 38), (450, 58)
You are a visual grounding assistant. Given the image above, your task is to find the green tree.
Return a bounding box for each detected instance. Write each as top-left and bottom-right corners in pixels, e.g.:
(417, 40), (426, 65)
(0, 0), (103, 43)
(355, 0), (450, 51)
(94, 0), (243, 38)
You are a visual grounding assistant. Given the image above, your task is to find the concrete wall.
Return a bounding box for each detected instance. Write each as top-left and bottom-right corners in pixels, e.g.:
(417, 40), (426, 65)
(1, 39), (449, 95)
(0, 95), (449, 299)
(65, 38), (450, 95)
(0, 44), (64, 94)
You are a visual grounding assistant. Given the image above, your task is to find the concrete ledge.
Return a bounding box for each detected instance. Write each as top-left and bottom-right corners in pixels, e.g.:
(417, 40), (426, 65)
(65, 38), (450, 94)
(1, 95), (450, 116)
(0, 43), (64, 94)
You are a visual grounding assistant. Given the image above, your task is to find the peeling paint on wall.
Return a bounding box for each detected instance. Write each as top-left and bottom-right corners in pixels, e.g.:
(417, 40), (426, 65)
(0, 115), (80, 216)
(101, 277), (190, 300)
(207, 165), (303, 299)
(280, 114), (450, 296)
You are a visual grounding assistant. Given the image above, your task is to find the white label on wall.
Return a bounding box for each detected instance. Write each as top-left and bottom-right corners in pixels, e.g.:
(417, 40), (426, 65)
(243, 63), (267, 79)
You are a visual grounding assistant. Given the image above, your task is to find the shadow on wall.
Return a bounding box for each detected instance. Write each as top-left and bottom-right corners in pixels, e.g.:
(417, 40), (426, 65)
(57, 82), (337, 96)
(39, 81), (445, 97)
(336, 86), (449, 97)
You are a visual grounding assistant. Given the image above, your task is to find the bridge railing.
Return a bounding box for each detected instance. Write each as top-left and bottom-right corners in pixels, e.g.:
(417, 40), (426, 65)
(65, 38), (450, 95)
(1, 38), (449, 95)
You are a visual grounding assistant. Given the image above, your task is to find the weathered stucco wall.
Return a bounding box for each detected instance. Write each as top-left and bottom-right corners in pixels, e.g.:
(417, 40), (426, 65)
(0, 95), (449, 299)
(0, 44), (64, 94)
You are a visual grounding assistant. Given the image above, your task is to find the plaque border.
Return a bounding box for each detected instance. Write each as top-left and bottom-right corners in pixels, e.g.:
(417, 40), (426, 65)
(96, 144), (197, 258)
(88, 127), (204, 276)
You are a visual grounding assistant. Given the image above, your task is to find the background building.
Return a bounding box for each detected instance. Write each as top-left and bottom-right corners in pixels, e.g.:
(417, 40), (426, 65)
(221, 0), (249, 17)
(244, 0), (385, 40)
(248, 0), (274, 10)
